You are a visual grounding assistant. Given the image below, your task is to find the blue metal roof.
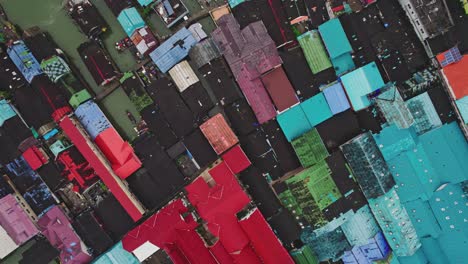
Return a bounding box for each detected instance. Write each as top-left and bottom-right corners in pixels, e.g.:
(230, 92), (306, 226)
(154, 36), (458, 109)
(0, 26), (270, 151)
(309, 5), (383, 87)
(0, 100), (16, 127)
(301, 93), (333, 127)
(318, 18), (352, 59)
(341, 62), (385, 111)
(277, 105), (312, 142)
(323, 82), (350, 114)
(75, 100), (112, 140)
(117, 7), (146, 37)
(7, 41), (42, 83)
(149, 28), (198, 73)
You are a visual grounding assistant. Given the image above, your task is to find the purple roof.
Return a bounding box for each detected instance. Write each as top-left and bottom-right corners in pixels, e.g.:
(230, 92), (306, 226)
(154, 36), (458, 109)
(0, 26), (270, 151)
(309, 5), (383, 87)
(212, 14), (282, 77)
(37, 206), (91, 264)
(0, 194), (39, 245)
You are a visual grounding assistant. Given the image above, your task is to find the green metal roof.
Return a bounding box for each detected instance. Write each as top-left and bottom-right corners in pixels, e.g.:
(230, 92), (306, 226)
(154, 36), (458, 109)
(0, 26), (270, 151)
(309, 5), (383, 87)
(69, 89), (92, 109)
(291, 129), (329, 168)
(298, 31), (332, 74)
(291, 245), (319, 264)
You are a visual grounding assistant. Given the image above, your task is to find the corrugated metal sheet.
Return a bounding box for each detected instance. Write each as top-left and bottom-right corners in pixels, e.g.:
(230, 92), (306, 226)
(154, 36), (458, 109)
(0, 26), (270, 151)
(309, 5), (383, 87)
(168, 60), (199, 92)
(131, 26), (158, 56)
(368, 188), (421, 257)
(277, 104), (312, 142)
(405, 92), (442, 135)
(221, 145), (251, 174)
(7, 41), (43, 83)
(93, 242), (139, 264)
(318, 18), (352, 59)
(301, 93), (333, 127)
(0, 100), (16, 127)
(291, 129), (328, 168)
(189, 38), (221, 68)
(69, 89), (92, 109)
(117, 7), (146, 37)
(0, 225), (17, 259)
(341, 205), (380, 247)
(261, 66), (299, 112)
(94, 127), (142, 179)
(75, 100), (112, 140)
(59, 116), (144, 221)
(373, 84), (414, 129)
(455, 96), (468, 123)
(441, 54), (468, 99)
(188, 23), (207, 42)
(237, 65), (277, 124)
(137, 0), (153, 6)
(0, 194), (39, 245)
(150, 27), (198, 73)
(200, 113), (239, 154)
(37, 206), (91, 263)
(323, 82), (350, 115)
(341, 62), (385, 111)
(297, 30), (332, 74)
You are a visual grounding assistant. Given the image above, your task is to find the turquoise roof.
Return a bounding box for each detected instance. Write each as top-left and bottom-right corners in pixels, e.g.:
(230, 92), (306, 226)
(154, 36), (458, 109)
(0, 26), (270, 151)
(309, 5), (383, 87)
(418, 122), (468, 184)
(331, 53), (355, 76)
(318, 18), (352, 59)
(0, 100), (16, 127)
(301, 93), (333, 127)
(137, 0), (153, 6)
(341, 62), (385, 111)
(228, 0), (248, 8)
(405, 199), (442, 238)
(455, 96), (468, 124)
(397, 248), (428, 264)
(117, 8), (146, 37)
(277, 105), (312, 142)
(93, 242), (140, 264)
(420, 237), (449, 264)
(405, 92), (442, 135)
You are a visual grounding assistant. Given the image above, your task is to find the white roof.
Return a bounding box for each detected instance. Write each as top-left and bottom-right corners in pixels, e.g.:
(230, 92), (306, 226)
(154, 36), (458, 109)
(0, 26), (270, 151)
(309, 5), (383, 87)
(132, 241), (160, 262)
(169, 60), (200, 92)
(0, 226), (18, 259)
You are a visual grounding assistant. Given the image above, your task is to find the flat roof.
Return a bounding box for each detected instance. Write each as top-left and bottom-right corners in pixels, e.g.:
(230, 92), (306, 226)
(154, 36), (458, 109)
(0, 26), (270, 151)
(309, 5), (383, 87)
(224, 99), (258, 136)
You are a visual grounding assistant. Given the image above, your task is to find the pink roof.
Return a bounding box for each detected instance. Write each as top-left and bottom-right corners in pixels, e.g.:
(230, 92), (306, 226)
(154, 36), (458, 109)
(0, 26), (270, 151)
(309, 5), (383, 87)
(37, 206), (91, 264)
(221, 145), (251, 174)
(212, 14), (282, 78)
(200, 114), (239, 154)
(0, 194), (39, 245)
(237, 65), (277, 124)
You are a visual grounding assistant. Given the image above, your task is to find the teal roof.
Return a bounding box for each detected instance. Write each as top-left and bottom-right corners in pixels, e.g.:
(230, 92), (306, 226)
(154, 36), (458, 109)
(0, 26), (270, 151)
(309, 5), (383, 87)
(318, 18), (352, 59)
(137, 0), (153, 6)
(418, 122), (468, 184)
(277, 105), (312, 142)
(93, 242), (139, 264)
(405, 199), (442, 238)
(455, 96), (468, 124)
(228, 0), (248, 8)
(405, 93), (442, 135)
(331, 53), (355, 76)
(340, 62), (385, 111)
(397, 248), (428, 264)
(0, 100), (16, 126)
(117, 8), (145, 37)
(301, 93), (333, 127)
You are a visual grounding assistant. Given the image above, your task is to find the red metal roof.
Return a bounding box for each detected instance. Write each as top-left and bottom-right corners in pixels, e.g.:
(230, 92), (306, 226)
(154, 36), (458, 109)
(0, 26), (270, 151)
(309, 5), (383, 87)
(239, 208), (294, 264)
(22, 146), (48, 171)
(37, 206), (91, 264)
(59, 116), (144, 221)
(94, 128), (142, 179)
(221, 145), (251, 174)
(122, 199), (218, 264)
(185, 162), (291, 263)
(261, 66), (299, 112)
(442, 55), (468, 99)
(200, 114), (239, 155)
